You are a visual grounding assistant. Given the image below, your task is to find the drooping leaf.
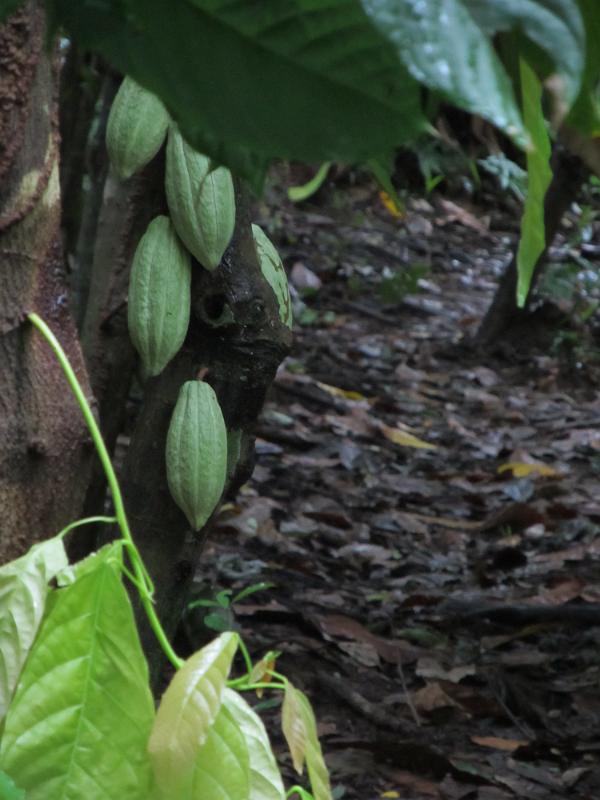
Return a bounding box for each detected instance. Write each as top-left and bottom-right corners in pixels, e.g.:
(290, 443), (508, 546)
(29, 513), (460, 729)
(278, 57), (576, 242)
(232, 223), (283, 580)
(296, 691), (333, 800)
(0, 543), (155, 800)
(288, 163), (332, 203)
(189, 704), (250, 800)
(46, 0), (425, 189)
(222, 689), (285, 800)
(148, 632), (238, 794)
(516, 59), (553, 306)
(0, 537), (67, 722)
(282, 682), (308, 774)
(363, 0), (585, 145)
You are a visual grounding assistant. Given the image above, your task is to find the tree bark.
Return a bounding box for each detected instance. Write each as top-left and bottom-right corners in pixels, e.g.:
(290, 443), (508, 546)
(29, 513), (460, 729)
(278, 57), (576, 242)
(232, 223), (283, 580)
(476, 148), (587, 346)
(0, 3), (93, 562)
(121, 184), (292, 675)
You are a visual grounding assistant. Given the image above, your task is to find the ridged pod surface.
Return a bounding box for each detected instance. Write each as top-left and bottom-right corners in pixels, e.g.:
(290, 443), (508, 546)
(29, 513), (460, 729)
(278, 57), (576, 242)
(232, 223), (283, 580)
(251, 224), (293, 328)
(106, 76), (170, 180)
(166, 381), (227, 530)
(165, 126), (236, 270)
(127, 216), (191, 376)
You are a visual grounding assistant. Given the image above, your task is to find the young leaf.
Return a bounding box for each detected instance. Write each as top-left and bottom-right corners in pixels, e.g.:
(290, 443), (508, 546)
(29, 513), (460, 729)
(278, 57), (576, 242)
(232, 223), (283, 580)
(0, 537), (67, 722)
(516, 58), (553, 306)
(296, 692), (333, 800)
(0, 543), (155, 800)
(148, 632), (238, 794)
(282, 682), (308, 774)
(222, 688), (285, 800)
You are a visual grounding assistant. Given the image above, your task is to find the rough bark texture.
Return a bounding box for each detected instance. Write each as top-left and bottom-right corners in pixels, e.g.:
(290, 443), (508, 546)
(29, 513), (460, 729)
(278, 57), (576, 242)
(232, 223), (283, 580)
(476, 148), (587, 346)
(0, 3), (93, 561)
(121, 184), (292, 674)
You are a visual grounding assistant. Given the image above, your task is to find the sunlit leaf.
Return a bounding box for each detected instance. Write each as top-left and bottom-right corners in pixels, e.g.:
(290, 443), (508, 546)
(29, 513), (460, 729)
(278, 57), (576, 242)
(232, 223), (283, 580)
(380, 423), (436, 450)
(282, 682), (308, 774)
(0, 537), (67, 722)
(222, 689), (285, 800)
(516, 58), (553, 306)
(0, 542), (155, 800)
(296, 691), (333, 800)
(148, 632), (238, 794)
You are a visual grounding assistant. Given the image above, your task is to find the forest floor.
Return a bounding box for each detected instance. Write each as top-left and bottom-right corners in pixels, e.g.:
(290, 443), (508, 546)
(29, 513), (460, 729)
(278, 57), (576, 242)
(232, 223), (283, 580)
(189, 169), (600, 800)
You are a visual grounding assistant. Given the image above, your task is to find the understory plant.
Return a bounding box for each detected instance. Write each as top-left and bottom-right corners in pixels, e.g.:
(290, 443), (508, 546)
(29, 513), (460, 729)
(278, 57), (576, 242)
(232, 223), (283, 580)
(0, 313), (331, 800)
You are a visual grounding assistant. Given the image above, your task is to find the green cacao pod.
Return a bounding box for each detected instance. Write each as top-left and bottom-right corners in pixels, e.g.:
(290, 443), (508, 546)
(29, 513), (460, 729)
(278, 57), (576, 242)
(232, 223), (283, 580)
(251, 224), (293, 328)
(165, 126), (236, 270)
(127, 215), (191, 377)
(166, 381), (227, 530)
(106, 76), (170, 180)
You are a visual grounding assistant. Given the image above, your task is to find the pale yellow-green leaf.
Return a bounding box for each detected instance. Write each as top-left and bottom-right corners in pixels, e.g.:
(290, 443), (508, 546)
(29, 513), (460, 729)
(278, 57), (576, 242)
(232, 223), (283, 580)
(148, 632), (238, 793)
(296, 691), (332, 800)
(222, 689), (285, 800)
(281, 682), (308, 774)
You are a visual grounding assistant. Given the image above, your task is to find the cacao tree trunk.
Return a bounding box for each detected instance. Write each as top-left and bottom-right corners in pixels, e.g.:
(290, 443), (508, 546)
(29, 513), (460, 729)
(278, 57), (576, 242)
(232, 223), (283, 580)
(0, 3), (93, 561)
(476, 148), (587, 346)
(121, 184), (292, 675)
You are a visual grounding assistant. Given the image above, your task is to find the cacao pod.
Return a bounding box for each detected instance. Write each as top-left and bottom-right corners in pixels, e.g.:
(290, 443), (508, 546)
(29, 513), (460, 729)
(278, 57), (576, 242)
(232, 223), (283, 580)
(127, 215), (191, 376)
(251, 224), (293, 328)
(166, 381), (227, 530)
(165, 126), (236, 270)
(106, 76), (170, 180)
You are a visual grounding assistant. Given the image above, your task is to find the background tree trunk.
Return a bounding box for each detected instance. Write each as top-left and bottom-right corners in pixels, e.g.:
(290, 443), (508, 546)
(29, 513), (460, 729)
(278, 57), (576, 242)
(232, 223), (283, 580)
(0, 2), (93, 561)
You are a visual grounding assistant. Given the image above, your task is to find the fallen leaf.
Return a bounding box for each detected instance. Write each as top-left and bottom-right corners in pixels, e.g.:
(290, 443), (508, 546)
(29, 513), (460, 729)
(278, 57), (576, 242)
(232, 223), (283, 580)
(381, 423), (436, 449)
(497, 462), (560, 478)
(317, 381), (369, 402)
(471, 736), (528, 752)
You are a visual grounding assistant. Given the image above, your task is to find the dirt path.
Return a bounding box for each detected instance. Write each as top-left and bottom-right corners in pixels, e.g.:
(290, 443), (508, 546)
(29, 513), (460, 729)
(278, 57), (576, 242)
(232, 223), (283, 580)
(189, 177), (600, 800)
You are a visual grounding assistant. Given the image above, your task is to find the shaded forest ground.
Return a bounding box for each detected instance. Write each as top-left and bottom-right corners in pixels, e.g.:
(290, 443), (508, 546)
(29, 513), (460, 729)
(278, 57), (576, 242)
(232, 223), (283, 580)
(183, 170), (600, 800)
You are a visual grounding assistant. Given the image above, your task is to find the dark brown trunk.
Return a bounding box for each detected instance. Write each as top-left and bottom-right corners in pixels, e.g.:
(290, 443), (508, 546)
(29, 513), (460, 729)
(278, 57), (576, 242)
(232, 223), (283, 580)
(476, 148), (587, 346)
(0, 3), (93, 561)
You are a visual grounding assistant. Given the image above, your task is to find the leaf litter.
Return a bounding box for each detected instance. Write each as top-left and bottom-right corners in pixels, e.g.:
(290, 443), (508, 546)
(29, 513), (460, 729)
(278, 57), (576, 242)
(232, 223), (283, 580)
(195, 170), (600, 799)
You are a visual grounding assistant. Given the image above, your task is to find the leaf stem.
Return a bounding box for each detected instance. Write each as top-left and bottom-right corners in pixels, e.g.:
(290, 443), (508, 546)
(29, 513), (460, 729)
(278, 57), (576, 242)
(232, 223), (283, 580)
(28, 313), (183, 670)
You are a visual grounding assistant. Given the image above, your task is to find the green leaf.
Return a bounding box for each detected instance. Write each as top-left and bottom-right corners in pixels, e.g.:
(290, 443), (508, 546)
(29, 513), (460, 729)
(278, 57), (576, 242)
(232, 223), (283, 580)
(363, 0), (585, 145)
(517, 59), (553, 307)
(0, 537), (67, 723)
(464, 0), (584, 107)
(0, 770), (25, 800)
(148, 632), (238, 794)
(296, 691), (333, 800)
(0, 543), (155, 800)
(288, 163), (332, 203)
(567, 0), (600, 134)
(222, 689), (285, 800)
(45, 0), (426, 188)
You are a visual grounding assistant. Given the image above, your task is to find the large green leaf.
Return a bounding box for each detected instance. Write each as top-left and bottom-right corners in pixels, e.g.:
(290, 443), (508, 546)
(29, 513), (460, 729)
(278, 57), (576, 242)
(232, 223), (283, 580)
(0, 543), (155, 800)
(44, 0), (425, 189)
(148, 632), (238, 794)
(517, 58), (553, 306)
(0, 537), (67, 723)
(363, 0), (585, 144)
(222, 689), (285, 800)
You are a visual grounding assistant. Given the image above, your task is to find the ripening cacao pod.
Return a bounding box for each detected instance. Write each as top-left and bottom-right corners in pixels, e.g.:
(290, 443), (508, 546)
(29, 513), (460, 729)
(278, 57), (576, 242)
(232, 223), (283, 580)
(127, 215), (191, 376)
(106, 76), (170, 180)
(251, 224), (293, 328)
(165, 126), (236, 270)
(166, 381), (227, 530)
